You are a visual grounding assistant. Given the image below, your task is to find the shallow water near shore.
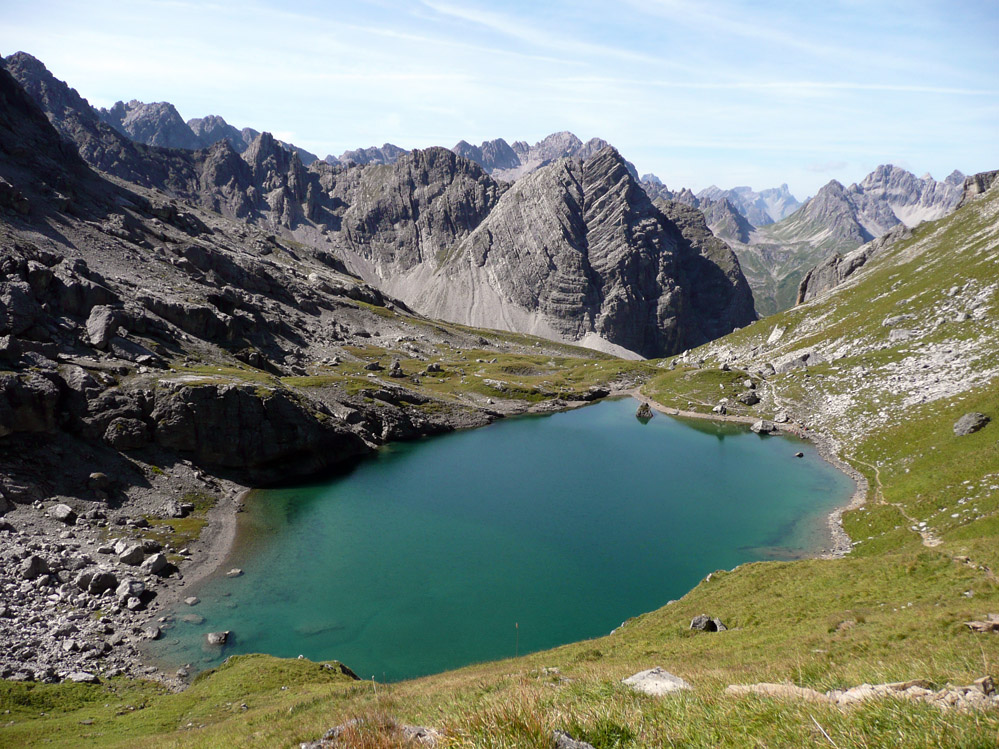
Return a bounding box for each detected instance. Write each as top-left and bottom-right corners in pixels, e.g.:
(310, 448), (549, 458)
(149, 397), (854, 681)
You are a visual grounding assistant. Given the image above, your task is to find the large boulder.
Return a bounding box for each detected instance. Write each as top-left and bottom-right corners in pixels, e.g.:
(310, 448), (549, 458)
(103, 417), (150, 450)
(85, 305), (121, 349)
(954, 412), (989, 436)
(48, 503), (77, 524)
(0, 282), (43, 336)
(88, 570), (118, 595)
(690, 614), (727, 632)
(0, 372), (62, 437)
(20, 554), (49, 580)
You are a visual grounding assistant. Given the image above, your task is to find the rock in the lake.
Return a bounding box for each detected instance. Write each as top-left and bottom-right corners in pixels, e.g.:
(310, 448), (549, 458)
(226, 568), (243, 578)
(184, 596), (200, 606)
(635, 402), (654, 419)
(206, 630), (230, 646)
(144, 625), (162, 640)
(954, 412), (989, 436)
(622, 667), (691, 695)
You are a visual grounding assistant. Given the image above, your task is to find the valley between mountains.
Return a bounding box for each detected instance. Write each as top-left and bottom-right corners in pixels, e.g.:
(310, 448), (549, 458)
(0, 49), (998, 748)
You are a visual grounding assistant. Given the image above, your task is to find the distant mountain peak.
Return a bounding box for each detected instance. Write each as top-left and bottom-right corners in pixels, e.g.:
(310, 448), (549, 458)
(451, 131), (637, 183)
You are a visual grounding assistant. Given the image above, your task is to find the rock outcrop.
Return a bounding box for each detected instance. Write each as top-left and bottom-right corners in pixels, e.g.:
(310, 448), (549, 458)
(796, 224), (911, 304)
(958, 169), (999, 208)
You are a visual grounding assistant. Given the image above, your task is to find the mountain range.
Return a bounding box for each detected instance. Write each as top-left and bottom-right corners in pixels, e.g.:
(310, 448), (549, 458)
(0, 51), (754, 359)
(1, 50), (967, 328)
(673, 166), (965, 314)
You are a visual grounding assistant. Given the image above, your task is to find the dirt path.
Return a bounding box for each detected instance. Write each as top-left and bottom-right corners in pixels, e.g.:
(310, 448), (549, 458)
(850, 456), (942, 548)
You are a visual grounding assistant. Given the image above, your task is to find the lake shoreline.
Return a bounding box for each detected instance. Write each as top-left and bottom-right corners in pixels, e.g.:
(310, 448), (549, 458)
(146, 388), (868, 689)
(626, 388), (866, 559)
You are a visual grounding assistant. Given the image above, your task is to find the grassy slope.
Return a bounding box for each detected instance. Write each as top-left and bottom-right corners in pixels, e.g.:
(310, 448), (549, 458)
(4, 191), (999, 747)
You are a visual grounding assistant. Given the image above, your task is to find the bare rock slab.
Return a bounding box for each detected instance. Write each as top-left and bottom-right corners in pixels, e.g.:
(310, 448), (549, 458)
(725, 683), (830, 703)
(622, 667), (691, 696)
(954, 412), (990, 436)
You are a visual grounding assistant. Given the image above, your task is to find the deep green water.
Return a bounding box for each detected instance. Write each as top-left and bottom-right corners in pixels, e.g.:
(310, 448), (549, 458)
(149, 398), (854, 681)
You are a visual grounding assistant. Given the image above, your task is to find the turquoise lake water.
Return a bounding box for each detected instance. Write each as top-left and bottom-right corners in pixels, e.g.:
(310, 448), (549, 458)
(149, 397), (854, 681)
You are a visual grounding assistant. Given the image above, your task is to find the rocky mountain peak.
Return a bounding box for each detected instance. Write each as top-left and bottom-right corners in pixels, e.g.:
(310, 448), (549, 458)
(696, 182), (802, 226)
(2, 52), (98, 125)
(945, 169), (966, 186)
(98, 99), (204, 151)
(187, 114), (248, 152)
(338, 143), (407, 167)
(856, 164), (964, 227)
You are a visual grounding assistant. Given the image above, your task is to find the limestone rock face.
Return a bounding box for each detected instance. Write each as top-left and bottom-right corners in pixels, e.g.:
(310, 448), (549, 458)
(858, 164), (964, 227)
(330, 146), (505, 276)
(409, 148), (754, 358)
(98, 100), (204, 150)
(151, 384), (369, 480)
(3, 55), (756, 359)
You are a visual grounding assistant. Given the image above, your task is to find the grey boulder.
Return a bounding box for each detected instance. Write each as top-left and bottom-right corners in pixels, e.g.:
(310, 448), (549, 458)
(622, 667), (692, 696)
(954, 412), (990, 436)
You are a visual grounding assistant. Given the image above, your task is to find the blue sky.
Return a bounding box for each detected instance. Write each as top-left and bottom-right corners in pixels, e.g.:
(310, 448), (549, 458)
(2, 0), (996, 197)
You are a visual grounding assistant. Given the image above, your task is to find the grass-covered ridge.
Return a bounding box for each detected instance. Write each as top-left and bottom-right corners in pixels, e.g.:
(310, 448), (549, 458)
(4, 188), (999, 747)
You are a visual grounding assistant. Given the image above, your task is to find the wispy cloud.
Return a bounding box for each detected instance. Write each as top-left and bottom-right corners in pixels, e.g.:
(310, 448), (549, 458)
(1, 0), (995, 195)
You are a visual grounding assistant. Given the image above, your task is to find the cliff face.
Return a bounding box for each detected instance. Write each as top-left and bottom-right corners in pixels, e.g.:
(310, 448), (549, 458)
(411, 148), (755, 358)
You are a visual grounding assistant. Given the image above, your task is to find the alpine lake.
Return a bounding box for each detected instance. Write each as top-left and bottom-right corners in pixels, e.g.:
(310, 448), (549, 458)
(148, 397), (855, 681)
